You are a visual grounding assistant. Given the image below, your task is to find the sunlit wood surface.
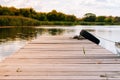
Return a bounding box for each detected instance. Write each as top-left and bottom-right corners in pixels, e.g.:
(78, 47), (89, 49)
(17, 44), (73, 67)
(0, 36), (120, 80)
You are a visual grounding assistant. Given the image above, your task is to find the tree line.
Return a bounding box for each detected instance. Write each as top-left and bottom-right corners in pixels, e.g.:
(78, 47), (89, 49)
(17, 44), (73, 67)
(0, 5), (120, 25)
(81, 13), (120, 23)
(0, 5), (77, 22)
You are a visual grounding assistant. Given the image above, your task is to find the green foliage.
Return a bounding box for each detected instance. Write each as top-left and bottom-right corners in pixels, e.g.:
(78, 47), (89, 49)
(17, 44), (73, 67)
(1, 5), (120, 26)
(65, 15), (77, 22)
(46, 10), (76, 21)
(0, 16), (40, 26)
(47, 10), (58, 21)
(105, 16), (113, 23)
(38, 21), (77, 26)
(113, 17), (120, 23)
(83, 13), (96, 22)
(19, 8), (36, 18)
(96, 16), (106, 22)
(0, 6), (77, 22)
(35, 13), (47, 21)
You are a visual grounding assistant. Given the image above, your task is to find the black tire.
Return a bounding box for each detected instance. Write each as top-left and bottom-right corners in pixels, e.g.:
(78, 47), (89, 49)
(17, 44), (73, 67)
(80, 30), (100, 44)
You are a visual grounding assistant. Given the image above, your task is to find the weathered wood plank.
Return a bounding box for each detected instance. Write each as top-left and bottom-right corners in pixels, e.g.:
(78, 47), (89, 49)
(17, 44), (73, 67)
(7, 55), (119, 59)
(1, 59), (120, 64)
(0, 64), (120, 72)
(0, 36), (119, 80)
(0, 71), (120, 76)
(0, 76), (109, 80)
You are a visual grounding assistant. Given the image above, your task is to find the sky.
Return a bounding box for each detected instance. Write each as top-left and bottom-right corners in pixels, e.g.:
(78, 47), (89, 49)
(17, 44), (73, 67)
(0, 0), (120, 17)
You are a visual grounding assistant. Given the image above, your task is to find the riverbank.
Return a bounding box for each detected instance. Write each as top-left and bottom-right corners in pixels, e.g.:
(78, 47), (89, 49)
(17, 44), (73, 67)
(1, 16), (120, 26)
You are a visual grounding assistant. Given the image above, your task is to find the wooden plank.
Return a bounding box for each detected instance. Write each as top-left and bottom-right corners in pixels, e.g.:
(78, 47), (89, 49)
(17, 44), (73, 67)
(0, 36), (119, 80)
(0, 71), (119, 76)
(1, 59), (120, 64)
(17, 49), (111, 53)
(0, 76), (108, 80)
(7, 55), (119, 59)
(0, 64), (120, 72)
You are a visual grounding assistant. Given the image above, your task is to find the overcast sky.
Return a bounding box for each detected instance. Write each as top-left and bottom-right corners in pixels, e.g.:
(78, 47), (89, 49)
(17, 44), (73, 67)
(0, 0), (120, 17)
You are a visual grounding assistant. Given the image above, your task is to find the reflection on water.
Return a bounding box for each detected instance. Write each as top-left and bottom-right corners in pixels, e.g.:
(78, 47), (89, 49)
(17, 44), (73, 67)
(1, 26), (120, 59)
(37, 28), (66, 36)
(0, 27), (37, 59)
(0, 27), (37, 43)
(0, 27), (68, 44)
(0, 27), (71, 59)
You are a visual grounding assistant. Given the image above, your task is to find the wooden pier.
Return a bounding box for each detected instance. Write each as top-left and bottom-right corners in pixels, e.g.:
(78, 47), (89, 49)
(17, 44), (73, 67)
(0, 36), (120, 80)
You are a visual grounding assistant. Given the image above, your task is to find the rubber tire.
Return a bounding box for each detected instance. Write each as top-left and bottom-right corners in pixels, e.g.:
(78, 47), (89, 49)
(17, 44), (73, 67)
(80, 30), (100, 44)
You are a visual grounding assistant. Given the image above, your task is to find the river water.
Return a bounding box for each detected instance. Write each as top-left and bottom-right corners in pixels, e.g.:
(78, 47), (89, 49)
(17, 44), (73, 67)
(0, 26), (120, 60)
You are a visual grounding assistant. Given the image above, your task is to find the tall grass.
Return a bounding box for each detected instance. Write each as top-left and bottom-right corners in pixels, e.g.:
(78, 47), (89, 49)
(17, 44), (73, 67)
(38, 21), (77, 26)
(0, 16), (40, 26)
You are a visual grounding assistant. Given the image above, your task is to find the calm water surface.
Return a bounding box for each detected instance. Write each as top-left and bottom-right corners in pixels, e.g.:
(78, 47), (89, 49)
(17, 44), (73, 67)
(0, 26), (120, 60)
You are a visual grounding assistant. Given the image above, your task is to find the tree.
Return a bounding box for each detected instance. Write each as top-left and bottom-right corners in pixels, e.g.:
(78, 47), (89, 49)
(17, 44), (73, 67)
(105, 16), (113, 23)
(47, 10), (58, 21)
(29, 8), (37, 18)
(0, 7), (11, 15)
(83, 13), (96, 22)
(113, 17), (120, 23)
(56, 12), (66, 21)
(0, 6), (19, 16)
(96, 16), (106, 22)
(19, 8), (30, 17)
(35, 13), (47, 21)
(19, 8), (36, 18)
(65, 15), (77, 22)
(9, 7), (17, 15)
